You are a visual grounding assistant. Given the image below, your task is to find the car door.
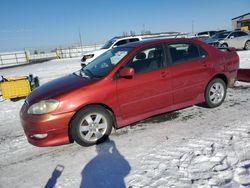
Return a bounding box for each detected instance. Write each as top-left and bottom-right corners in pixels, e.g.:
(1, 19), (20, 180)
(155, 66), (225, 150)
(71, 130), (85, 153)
(235, 31), (249, 48)
(166, 42), (210, 105)
(116, 45), (172, 118)
(227, 32), (236, 47)
(227, 32), (242, 48)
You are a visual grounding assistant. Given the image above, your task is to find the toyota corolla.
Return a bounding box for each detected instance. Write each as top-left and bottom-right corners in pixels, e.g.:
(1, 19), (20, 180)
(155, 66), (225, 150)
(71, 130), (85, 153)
(20, 38), (239, 147)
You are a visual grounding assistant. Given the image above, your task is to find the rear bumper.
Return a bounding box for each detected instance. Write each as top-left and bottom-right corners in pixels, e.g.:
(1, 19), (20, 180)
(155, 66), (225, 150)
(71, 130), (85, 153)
(20, 104), (75, 147)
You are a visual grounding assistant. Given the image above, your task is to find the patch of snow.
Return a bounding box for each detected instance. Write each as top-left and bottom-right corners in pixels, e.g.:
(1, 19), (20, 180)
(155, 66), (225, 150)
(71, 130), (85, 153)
(237, 50), (250, 68)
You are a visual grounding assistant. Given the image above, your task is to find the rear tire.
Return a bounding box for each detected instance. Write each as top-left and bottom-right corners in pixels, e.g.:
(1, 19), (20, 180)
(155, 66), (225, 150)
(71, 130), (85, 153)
(70, 105), (113, 146)
(204, 78), (226, 108)
(244, 40), (250, 50)
(221, 43), (228, 48)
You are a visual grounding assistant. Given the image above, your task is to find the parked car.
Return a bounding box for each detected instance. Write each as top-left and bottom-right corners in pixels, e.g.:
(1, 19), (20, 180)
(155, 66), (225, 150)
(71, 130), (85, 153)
(20, 38), (239, 147)
(205, 31), (250, 50)
(81, 36), (142, 66)
(195, 30), (223, 41)
(196, 31), (218, 38)
(205, 31), (231, 47)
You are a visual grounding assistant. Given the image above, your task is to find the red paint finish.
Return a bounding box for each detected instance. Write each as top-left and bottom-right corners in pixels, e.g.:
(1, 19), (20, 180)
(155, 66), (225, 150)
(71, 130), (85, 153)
(20, 38), (239, 147)
(117, 68), (172, 119)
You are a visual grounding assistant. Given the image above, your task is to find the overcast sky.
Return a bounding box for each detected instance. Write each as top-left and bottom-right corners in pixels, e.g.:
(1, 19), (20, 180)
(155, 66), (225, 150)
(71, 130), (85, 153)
(0, 0), (249, 52)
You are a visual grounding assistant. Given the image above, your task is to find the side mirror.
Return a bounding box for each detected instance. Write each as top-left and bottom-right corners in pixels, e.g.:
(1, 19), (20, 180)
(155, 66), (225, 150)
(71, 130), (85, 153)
(112, 45), (118, 48)
(230, 36), (234, 39)
(81, 63), (86, 68)
(119, 67), (135, 79)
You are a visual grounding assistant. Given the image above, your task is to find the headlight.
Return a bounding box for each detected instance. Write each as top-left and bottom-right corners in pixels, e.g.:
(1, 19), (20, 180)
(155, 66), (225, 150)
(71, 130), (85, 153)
(27, 100), (59, 115)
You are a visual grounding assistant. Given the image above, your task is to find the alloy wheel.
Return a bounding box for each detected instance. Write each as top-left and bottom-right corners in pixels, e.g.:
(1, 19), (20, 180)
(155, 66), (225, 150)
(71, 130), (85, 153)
(79, 113), (108, 142)
(209, 82), (225, 105)
(245, 41), (250, 50)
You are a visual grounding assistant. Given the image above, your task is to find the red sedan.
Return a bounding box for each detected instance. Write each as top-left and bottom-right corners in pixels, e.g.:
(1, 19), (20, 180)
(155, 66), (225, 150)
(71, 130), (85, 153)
(20, 38), (239, 147)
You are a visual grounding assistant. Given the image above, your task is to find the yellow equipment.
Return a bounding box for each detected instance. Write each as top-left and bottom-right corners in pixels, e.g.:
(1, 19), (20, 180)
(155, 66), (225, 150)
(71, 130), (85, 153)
(0, 75), (39, 100)
(241, 26), (249, 32)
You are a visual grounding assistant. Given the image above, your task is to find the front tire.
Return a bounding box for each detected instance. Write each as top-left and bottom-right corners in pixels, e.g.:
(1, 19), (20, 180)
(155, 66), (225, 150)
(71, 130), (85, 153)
(70, 105), (113, 146)
(204, 78), (226, 108)
(244, 40), (250, 50)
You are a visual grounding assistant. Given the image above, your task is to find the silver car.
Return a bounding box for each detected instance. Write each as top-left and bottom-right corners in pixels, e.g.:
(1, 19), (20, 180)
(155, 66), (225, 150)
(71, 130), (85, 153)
(206, 31), (250, 50)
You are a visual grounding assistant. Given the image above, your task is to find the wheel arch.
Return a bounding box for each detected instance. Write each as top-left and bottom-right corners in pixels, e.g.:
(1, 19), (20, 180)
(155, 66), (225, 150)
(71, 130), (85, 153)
(244, 40), (250, 50)
(210, 74), (228, 87)
(68, 103), (117, 143)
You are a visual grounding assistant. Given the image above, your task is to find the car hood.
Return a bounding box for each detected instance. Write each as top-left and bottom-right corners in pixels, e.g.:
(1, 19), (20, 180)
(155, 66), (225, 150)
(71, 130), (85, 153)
(26, 74), (96, 105)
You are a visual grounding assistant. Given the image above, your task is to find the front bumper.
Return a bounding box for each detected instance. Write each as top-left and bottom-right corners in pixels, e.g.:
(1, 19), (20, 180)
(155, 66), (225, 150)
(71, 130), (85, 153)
(20, 103), (75, 147)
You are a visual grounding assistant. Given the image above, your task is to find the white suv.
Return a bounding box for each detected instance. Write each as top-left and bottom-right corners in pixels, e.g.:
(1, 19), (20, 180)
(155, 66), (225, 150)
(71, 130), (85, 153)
(81, 36), (142, 66)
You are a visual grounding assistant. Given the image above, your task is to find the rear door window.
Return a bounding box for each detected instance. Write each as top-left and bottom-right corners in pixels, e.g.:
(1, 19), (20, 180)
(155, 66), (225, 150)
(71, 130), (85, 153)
(237, 31), (248, 37)
(168, 43), (207, 65)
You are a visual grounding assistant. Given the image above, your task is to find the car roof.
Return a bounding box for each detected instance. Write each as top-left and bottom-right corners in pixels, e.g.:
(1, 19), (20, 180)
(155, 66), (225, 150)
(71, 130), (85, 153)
(119, 38), (201, 48)
(112, 36), (141, 41)
(199, 31), (217, 33)
(218, 30), (248, 36)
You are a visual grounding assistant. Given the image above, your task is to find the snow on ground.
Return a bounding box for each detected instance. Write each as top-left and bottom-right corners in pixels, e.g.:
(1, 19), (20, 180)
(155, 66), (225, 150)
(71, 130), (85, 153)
(0, 51), (250, 188)
(238, 50), (250, 68)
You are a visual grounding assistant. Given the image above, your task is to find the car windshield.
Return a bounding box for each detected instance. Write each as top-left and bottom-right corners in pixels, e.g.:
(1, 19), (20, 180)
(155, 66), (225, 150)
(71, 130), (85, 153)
(79, 47), (132, 78)
(101, 37), (118, 49)
(211, 32), (231, 39)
